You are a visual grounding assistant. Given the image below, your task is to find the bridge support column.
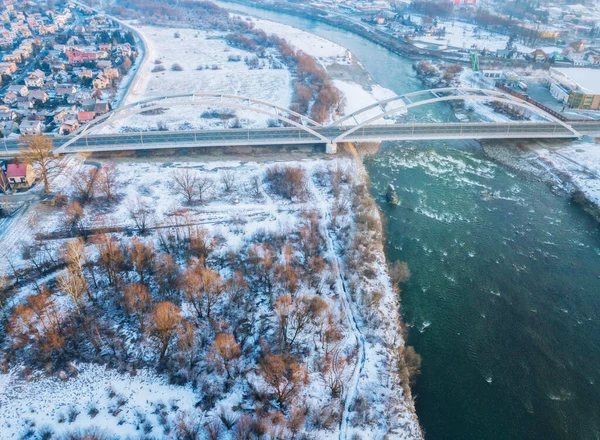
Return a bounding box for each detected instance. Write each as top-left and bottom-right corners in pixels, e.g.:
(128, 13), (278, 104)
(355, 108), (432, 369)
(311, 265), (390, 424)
(325, 142), (338, 154)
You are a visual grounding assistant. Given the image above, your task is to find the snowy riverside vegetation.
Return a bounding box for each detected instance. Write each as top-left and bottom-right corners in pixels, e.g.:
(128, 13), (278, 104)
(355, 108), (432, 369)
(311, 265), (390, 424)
(0, 153), (422, 439)
(109, 0), (344, 126)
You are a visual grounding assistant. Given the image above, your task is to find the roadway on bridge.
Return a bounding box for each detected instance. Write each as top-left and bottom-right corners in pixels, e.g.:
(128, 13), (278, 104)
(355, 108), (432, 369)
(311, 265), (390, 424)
(1, 121), (599, 156)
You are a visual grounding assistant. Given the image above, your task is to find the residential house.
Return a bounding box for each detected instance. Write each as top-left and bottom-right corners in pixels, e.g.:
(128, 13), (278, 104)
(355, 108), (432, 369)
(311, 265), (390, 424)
(19, 120), (44, 134)
(82, 99), (97, 112)
(96, 59), (112, 70)
(115, 43), (132, 58)
(6, 163), (35, 189)
(3, 91), (18, 105)
(0, 107), (14, 120)
(2, 53), (22, 63)
(569, 40), (586, 52)
(530, 49), (548, 62)
(98, 43), (112, 52)
(16, 97), (34, 110)
(59, 118), (79, 135)
(0, 61), (17, 73)
(7, 84), (28, 96)
(94, 101), (110, 114)
(77, 111), (95, 123)
(24, 69), (45, 88)
(28, 90), (49, 104)
(56, 84), (77, 98)
(92, 73), (109, 89)
(66, 48), (98, 64)
(77, 68), (94, 80)
(103, 68), (119, 80)
(562, 47), (587, 65)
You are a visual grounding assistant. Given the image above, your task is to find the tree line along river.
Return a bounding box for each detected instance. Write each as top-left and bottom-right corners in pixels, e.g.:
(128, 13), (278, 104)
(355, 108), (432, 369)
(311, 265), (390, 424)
(217, 3), (600, 438)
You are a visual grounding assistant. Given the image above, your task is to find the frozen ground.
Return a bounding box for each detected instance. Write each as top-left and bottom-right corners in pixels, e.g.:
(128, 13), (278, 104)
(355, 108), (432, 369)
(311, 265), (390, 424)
(413, 19), (561, 54)
(0, 155), (421, 439)
(538, 142), (600, 207)
(100, 16), (402, 133)
(0, 363), (197, 439)
(247, 16), (405, 123)
(100, 25), (293, 133)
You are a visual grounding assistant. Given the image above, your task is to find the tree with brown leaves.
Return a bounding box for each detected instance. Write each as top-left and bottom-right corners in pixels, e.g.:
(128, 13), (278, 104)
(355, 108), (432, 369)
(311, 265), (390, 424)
(123, 283), (153, 332)
(182, 265), (224, 320)
(259, 354), (309, 407)
(127, 238), (155, 285)
(208, 333), (241, 379)
(151, 301), (181, 363)
(94, 234), (125, 287)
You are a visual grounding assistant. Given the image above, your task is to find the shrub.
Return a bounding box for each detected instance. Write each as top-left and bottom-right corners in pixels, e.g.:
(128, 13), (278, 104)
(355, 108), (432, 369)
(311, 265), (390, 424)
(152, 65), (166, 73)
(265, 166), (307, 200)
(171, 63), (184, 71)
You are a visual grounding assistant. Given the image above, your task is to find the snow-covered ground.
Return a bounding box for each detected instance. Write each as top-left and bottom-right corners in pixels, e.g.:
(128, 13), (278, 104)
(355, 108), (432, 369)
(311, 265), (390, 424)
(413, 19), (561, 54)
(99, 16), (402, 133)
(0, 155), (421, 439)
(100, 25), (293, 133)
(248, 16), (405, 123)
(538, 142), (600, 207)
(0, 364), (197, 439)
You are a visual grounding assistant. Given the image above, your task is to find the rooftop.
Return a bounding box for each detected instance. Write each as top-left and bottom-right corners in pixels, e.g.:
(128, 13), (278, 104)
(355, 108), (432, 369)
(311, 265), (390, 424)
(553, 68), (600, 95)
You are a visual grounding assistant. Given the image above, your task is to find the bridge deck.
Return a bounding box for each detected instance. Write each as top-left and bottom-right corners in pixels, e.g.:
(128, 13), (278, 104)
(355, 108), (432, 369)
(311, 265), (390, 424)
(1, 121), (598, 157)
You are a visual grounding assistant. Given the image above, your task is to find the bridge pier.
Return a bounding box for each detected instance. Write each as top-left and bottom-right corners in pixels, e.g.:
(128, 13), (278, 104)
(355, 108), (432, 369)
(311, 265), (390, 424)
(325, 142), (338, 154)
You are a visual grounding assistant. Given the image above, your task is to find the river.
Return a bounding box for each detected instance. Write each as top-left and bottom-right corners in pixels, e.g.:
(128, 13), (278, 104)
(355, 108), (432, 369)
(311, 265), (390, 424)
(217, 3), (600, 439)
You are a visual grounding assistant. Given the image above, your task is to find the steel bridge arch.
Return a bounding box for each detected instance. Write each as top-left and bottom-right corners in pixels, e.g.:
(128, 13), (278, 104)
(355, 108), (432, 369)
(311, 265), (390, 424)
(56, 93), (328, 153)
(331, 87), (580, 143)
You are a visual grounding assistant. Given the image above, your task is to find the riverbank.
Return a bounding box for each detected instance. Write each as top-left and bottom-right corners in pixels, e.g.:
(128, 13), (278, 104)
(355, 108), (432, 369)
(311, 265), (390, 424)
(220, 0), (542, 70)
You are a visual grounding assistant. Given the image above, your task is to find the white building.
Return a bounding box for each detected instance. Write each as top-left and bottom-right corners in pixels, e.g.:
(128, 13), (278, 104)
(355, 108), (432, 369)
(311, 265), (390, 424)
(19, 120), (45, 135)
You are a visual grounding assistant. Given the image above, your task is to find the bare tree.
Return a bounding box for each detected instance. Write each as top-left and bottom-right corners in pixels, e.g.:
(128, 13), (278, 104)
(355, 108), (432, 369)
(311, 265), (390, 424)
(127, 196), (154, 234)
(57, 269), (88, 316)
(172, 169), (200, 204)
(18, 135), (59, 193)
(248, 174), (262, 199)
(62, 238), (94, 301)
(71, 167), (98, 204)
(196, 176), (213, 204)
(220, 170), (236, 193)
(274, 295), (317, 351)
(97, 164), (119, 202)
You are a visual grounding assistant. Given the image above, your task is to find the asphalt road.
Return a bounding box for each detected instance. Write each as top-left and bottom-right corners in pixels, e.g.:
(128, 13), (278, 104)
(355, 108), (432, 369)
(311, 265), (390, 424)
(1, 121), (599, 156)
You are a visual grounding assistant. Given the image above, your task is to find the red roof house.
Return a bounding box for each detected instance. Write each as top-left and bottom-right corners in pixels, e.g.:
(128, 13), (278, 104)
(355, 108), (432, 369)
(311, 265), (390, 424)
(6, 163), (35, 189)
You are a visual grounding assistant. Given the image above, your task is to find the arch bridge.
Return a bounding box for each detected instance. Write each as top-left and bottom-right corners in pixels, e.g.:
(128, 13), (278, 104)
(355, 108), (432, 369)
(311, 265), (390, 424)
(2, 88), (597, 157)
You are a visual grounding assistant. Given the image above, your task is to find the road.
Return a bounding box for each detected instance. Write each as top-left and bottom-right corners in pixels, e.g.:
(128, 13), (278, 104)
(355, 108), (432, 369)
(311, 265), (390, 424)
(1, 121), (598, 157)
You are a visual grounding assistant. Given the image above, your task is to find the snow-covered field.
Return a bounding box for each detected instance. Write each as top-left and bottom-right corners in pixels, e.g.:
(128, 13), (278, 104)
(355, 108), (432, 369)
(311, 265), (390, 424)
(0, 364), (197, 439)
(0, 155), (422, 439)
(102, 25), (293, 132)
(413, 20), (561, 54)
(99, 16), (402, 133)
